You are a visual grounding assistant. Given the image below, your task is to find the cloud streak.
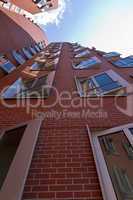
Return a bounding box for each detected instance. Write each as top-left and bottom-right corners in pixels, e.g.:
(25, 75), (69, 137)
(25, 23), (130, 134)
(34, 0), (69, 26)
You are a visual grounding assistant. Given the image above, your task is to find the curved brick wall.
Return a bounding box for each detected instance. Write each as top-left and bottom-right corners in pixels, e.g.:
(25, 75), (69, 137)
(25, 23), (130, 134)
(0, 7), (48, 55)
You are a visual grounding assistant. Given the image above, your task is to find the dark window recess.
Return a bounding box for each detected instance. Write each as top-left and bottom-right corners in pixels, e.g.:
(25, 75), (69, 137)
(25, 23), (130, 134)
(129, 128), (133, 135)
(0, 126), (27, 190)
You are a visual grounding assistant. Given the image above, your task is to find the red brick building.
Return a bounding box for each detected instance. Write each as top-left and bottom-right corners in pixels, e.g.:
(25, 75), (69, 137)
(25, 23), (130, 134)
(0, 2), (133, 200)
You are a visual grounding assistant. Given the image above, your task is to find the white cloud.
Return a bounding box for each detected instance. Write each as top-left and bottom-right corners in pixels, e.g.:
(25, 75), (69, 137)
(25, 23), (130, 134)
(86, 6), (133, 57)
(34, 0), (69, 26)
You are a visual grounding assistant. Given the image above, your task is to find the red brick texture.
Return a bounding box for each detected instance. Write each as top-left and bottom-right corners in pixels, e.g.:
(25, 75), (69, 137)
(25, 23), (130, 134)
(0, 43), (133, 200)
(0, 7), (48, 55)
(22, 123), (103, 200)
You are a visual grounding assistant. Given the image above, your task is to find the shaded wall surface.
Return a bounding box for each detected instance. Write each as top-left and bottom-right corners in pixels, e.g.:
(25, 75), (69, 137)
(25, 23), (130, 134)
(0, 7), (48, 55)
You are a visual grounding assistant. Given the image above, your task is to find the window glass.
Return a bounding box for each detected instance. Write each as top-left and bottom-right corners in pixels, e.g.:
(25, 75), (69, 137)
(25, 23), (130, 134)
(0, 55), (16, 73)
(1, 76), (48, 98)
(29, 47), (37, 55)
(75, 50), (90, 58)
(95, 73), (114, 86)
(114, 57), (133, 68)
(103, 52), (120, 58)
(0, 126), (26, 189)
(74, 57), (101, 69)
(34, 45), (41, 53)
(99, 131), (133, 200)
(22, 48), (32, 59)
(129, 128), (133, 135)
(31, 62), (40, 70)
(12, 51), (26, 65)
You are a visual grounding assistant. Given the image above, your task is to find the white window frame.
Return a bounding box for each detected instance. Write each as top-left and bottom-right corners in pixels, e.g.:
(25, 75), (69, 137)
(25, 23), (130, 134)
(86, 123), (133, 200)
(75, 69), (129, 97)
(73, 56), (101, 70)
(0, 116), (43, 200)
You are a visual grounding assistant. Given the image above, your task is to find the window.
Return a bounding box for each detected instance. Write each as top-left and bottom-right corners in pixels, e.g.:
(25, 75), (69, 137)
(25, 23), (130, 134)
(31, 58), (59, 71)
(12, 50), (26, 65)
(1, 71), (55, 98)
(73, 56), (101, 69)
(75, 50), (90, 58)
(0, 118), (43, 200)
(0, 55), (16, 73)
(34, 45), (41, 53)
(22, 48), (32, 60)
(74, 47), (84, 52)
(87, 123), (133, 200)
(113, 56), (133, 68)
(37, 0), (46, 8)
(29, 47), (37, 55)
(103, 52), (121, 59)
(75, 69), (128, 97)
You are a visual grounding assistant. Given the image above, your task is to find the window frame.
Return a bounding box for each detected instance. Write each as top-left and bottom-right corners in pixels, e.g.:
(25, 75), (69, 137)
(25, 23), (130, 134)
(73, 56), (102, 69)
(0, 117), (43, 200)
(1, 71), (56, 99)
(75, 69), (129, 97)
(86, 123), (133, 200)
(0, 55), (16, 73)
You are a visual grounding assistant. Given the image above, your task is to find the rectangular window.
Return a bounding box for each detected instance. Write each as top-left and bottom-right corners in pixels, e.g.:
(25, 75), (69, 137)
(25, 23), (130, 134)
(73, 56), (101, 69)
(0, 118), (42, 200)
(87, 123), (133, 200)
(22, 48), (32, 59)
(1, 71), (55, 99)
(12, 50), (26, 65)
(29, 47), (37, 55)
(75, 50), (90, 58)
(0, 126), (27, 189)
(114, 56), (133, 68)
(75, 70), (128, 97)
(0, 55), (16, 73)
(34, 45), (41, 53)
(103, 52), (120, 59)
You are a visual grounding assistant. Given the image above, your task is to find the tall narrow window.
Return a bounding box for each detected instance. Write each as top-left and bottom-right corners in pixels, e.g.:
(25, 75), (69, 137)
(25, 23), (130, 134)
(0, 126), (27, 189)
(87, 123), (133, 200)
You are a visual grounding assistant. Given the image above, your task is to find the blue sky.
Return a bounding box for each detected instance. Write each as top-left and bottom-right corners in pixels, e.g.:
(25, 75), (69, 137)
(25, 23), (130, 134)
(35, 0), (133, 56)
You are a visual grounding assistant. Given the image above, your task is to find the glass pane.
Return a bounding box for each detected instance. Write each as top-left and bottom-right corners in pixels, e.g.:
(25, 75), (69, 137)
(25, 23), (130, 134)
(95, 73), (114, 86)
(101, 82), (121, 93)
(0, 126), (26, 189)
(99, 132), (133, 200)
(22, 48), (32, 59)
(12, 51), (25, 65)
(129, 128), (133, 135)
(1, 78), (25, 98)
(75, 57), (101, 69)
(75, 50), (90, 58)
(0, 56), (16, 73)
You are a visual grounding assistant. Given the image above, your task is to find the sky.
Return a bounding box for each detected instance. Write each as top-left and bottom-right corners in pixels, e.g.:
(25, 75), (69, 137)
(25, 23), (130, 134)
(34, 0), (133, 57)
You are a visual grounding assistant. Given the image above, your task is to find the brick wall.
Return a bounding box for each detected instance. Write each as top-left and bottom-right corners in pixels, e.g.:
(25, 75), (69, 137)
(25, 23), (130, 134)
(22, 122), (103, 200)
(0, 43), (133, 200)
